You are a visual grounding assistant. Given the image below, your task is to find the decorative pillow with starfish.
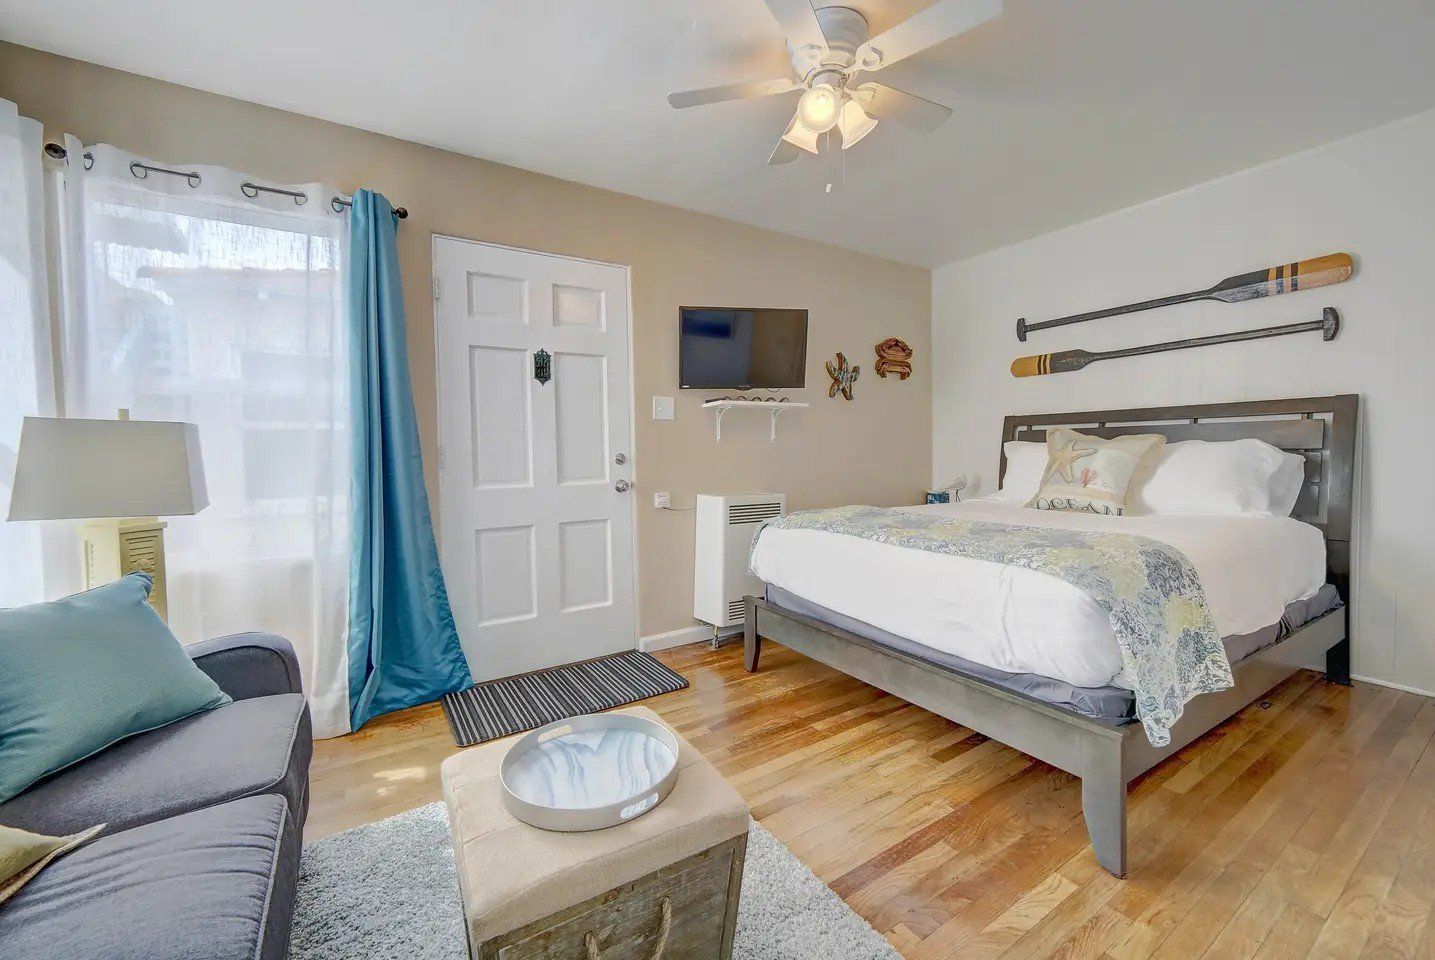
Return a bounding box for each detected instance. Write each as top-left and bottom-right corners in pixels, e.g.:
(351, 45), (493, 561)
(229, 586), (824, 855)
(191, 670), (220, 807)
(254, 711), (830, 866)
(1028, 427), (1166, 516)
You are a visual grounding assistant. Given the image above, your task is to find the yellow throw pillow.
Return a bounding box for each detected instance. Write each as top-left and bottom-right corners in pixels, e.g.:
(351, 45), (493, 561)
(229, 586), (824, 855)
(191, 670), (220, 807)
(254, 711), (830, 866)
(1028, 428), (1166, 516)
(0, 823), (104, 906)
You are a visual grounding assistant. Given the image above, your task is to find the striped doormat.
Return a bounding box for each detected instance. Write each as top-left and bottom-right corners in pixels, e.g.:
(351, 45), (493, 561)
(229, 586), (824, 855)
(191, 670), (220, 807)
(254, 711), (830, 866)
(440, 650), (689, 747)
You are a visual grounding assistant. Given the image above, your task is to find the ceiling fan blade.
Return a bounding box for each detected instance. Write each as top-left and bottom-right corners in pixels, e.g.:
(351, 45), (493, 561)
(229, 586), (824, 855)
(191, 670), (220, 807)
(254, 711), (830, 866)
(763, 0), (827, 53)
(668, 78), (799, 109)
(854, 0), (1001, 71)
(859, 83), (954, 133)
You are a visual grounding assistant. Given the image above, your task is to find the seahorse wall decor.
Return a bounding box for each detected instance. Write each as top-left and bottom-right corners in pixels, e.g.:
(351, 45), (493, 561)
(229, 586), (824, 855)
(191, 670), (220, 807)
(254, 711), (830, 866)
(874, 338), (914, 379)
(826, 352), (860, 400)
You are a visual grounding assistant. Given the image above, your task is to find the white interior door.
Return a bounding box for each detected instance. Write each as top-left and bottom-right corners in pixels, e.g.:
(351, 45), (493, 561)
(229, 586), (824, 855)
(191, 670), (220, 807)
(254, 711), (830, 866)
(434, 236), (635, 682)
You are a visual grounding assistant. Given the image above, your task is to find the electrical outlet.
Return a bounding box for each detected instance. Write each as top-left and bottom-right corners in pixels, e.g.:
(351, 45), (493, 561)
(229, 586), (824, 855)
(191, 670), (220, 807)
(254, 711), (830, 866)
(653, 492), (671, 509)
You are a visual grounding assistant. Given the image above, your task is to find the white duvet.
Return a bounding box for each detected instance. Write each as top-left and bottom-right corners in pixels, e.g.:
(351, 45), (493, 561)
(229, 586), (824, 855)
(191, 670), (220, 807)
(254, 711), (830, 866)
(748, 498), (1327, 690)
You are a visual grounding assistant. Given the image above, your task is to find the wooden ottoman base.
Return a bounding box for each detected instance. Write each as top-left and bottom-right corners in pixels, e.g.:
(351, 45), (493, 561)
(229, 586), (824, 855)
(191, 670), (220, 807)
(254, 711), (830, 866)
(474, 833), (747, 960)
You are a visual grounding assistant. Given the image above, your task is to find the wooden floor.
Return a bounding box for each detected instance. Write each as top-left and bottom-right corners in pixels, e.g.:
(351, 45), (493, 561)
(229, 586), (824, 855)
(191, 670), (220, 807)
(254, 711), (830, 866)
(310, 642), (1435, 960)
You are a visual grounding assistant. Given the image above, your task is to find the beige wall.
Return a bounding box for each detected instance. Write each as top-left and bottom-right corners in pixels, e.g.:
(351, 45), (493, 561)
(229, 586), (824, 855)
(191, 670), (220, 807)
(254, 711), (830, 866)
(0, 42), (931, 640)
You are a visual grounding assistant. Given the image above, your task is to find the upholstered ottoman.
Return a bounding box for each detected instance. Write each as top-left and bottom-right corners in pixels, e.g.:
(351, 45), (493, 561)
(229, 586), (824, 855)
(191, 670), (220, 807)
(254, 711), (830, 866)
(440, 706), (750, 960)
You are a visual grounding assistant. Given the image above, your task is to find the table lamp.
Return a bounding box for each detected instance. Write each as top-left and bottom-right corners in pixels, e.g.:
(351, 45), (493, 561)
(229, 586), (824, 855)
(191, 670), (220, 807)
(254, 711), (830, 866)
(6, 412), (207, 621)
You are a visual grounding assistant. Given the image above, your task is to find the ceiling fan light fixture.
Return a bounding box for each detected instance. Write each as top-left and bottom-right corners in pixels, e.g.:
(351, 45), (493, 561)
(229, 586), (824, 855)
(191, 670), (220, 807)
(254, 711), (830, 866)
(795, 85), (841, 133)
(780, 114), (821, 155)
(838, 99), (877, 149)
(667, 0), (1000, 167)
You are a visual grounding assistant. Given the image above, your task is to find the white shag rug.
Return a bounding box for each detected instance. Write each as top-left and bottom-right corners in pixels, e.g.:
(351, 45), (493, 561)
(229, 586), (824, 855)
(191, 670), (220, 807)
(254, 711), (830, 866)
(293, 802), (901, 960)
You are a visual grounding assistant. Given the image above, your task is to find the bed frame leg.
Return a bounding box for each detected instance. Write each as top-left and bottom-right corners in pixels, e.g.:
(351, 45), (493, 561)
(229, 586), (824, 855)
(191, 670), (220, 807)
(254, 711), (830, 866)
(1081, 740), (1128, 878)
(744, 599), (761, 672)
(1326, 637), (1351, 686)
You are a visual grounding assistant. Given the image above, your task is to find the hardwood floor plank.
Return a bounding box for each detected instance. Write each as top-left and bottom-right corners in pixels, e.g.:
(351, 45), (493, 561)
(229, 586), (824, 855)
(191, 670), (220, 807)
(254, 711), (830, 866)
(1248, 905), (1328, 960)
(915, 873), (1078, 960)
(1297, 700), (1435, 917)
(306, 643), (1433, 960)
(1358, 773), (1435, 959)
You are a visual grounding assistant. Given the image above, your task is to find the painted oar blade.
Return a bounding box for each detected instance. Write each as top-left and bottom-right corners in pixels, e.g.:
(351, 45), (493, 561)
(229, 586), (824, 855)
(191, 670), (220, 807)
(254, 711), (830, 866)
(1011, 350), (1089, 377)
(1299, 252), (1354, 288)
(1212, 252), (1352, 303)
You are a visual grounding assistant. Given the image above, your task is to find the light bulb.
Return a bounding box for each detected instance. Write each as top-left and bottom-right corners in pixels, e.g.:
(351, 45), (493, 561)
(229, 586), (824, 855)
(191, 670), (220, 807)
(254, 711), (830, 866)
(796, 86), (840, 133)
(838, 100), (877, 149)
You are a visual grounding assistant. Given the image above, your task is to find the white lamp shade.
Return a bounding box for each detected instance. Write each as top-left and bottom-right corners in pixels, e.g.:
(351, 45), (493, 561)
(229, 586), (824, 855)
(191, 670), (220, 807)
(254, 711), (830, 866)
(7, 416), (208, 521)
(780, 114), (821, 155)
(839, 100), (878, 149)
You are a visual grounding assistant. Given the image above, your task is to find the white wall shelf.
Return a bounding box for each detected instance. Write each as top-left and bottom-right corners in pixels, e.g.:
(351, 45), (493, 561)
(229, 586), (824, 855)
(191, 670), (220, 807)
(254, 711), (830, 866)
(702, 399), (809, 442)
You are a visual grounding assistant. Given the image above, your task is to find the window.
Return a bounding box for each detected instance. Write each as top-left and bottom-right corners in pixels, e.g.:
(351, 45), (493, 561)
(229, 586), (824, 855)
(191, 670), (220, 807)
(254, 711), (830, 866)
(55, 148), (352, 732)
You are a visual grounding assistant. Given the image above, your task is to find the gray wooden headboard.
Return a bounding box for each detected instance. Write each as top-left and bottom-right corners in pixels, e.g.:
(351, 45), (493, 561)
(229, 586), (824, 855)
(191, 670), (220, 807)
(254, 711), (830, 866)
(999, 395), (1359, 602)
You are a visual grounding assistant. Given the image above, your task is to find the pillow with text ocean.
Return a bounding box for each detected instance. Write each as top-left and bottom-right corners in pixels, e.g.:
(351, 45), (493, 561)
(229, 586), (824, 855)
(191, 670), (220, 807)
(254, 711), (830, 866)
(1028, 427), (1166, 516)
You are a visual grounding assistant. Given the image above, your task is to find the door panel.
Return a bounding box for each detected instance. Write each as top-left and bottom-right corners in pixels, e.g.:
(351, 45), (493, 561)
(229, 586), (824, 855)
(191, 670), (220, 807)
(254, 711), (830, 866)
(469, 346), (533, 488)
(466, 271), (529, 324)
(553, 351), (609, 486)
(475, 525), (537, 625)
(553, 283), (605, 330)
(435, 237), (634, 682)
(558, 519), (613, 612)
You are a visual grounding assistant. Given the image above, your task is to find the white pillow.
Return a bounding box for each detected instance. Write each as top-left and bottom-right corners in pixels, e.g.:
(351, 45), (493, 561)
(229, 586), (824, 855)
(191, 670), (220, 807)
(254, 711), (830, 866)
(992, 441), (1048, 502)
(1268, 452), (1308, 517)
(1132, 439), (1305, 516)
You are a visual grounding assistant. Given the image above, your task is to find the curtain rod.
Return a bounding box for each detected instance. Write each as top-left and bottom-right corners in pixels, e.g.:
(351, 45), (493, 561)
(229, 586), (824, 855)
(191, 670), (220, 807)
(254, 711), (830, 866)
(43, 142), (408, 220)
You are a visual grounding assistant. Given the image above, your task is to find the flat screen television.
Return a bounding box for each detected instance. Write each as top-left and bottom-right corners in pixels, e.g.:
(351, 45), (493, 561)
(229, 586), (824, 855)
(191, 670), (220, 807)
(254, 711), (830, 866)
(679, 307), (808, 390)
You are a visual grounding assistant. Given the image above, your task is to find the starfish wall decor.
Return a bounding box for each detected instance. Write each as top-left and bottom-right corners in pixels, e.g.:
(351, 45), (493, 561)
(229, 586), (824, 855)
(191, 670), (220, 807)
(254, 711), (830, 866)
(826, 352), (860, 401)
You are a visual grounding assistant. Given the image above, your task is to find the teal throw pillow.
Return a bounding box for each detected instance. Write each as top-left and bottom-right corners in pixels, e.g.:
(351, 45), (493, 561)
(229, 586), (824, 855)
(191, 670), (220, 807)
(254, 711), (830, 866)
(0, 573), (231, 803)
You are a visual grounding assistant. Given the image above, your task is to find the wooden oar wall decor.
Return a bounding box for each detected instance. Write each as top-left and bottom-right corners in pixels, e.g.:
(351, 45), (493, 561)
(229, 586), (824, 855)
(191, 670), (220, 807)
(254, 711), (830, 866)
(1015, 253), (1352, 341)
(1011, 308), (1339, 378)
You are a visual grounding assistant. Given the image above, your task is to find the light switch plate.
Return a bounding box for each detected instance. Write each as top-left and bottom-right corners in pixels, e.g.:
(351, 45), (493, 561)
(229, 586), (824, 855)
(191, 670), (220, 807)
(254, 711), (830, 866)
(652, 396), (674, 421)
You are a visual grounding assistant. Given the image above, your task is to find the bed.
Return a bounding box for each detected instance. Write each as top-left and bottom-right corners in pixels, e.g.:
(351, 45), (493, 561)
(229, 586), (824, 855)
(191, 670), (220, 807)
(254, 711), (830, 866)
(741, 395), (1357, 878)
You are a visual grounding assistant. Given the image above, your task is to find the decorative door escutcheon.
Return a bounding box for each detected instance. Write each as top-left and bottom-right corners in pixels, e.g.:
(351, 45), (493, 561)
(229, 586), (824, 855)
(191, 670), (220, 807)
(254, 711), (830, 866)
(533, 349), (552, 385)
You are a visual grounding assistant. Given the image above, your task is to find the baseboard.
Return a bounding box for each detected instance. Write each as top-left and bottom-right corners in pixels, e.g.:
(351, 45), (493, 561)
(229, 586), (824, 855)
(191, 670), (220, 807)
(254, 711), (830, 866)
(1353, 674), (1435, 699)
(639, 624), (742, 653)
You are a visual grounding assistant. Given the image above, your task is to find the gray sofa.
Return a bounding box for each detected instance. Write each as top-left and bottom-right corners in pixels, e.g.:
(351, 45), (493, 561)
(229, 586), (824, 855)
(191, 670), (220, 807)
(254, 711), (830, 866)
(0, 632), (313, 960)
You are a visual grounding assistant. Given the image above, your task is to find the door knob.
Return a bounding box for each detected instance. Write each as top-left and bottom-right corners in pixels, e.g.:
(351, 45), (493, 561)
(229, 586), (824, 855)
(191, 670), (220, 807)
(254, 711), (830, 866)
(614, 453), (628, 465)
(614, 480), (631, 493)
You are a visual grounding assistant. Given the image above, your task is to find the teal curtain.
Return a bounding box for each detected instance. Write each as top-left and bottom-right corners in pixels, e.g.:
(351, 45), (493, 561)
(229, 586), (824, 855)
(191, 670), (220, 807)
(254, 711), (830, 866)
(346, 190), (472, 730)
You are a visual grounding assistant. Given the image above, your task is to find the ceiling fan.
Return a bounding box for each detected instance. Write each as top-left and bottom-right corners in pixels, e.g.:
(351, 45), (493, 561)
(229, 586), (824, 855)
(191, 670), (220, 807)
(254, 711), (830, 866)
(668, 0), (1002, 164)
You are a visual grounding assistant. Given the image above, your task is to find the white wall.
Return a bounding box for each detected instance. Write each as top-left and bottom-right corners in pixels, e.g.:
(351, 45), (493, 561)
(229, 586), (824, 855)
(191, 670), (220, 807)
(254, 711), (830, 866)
(932, 108), (1435, 695)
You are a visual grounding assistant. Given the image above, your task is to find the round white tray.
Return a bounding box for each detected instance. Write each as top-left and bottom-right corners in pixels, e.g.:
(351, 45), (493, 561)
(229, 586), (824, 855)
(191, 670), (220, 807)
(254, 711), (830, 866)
(500, 713), (680, 832)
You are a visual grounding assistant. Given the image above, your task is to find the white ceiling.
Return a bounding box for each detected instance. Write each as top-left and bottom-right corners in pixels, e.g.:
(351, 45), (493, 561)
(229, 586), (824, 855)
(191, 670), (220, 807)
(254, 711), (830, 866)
(4, 1), (1434, 267)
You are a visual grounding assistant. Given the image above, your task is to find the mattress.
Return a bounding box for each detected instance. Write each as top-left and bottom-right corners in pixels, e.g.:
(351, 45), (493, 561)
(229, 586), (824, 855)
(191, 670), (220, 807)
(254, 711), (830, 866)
(765, 582), (1344, 722)
(749, 498), (1329, 691)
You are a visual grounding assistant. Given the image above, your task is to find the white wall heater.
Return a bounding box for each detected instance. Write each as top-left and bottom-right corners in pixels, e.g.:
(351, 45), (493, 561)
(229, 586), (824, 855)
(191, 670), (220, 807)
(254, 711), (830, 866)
(694, 492), (786, 630)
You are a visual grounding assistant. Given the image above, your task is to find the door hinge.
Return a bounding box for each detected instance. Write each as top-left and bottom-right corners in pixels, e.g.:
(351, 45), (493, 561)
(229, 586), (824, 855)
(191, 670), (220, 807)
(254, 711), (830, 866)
(432, 276), (440, 301)
(437, 445), (446, 470)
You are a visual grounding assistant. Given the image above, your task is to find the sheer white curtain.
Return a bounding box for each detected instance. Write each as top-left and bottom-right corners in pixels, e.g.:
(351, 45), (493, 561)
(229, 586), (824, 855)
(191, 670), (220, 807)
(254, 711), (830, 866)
(0, 100), (58, 608)
(52, 141), (353, 736)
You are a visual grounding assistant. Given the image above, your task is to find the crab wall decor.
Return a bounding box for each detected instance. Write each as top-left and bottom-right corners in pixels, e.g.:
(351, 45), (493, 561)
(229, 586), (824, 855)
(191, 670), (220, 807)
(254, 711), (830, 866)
(874, 337), (914, 379)
(825, 352), (860, 401)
